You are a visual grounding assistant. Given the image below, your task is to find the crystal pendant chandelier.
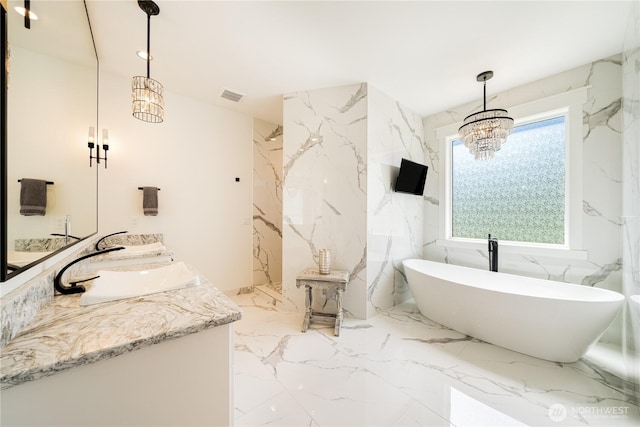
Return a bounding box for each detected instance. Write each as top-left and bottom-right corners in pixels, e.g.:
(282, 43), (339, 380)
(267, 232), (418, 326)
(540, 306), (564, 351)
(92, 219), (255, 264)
(132, 0), (164, 123)
(458, 71), (513, 160)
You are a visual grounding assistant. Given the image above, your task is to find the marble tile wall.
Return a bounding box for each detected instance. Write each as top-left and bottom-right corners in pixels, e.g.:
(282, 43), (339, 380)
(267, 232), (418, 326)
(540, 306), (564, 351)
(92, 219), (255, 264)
(282, 83), (425, 319)
(367, 86), (425, 316)
(422, 55), (624, 344)
(622, 0), (640, 386)
(282, 84), (369, 318)
(252, 119), (283, 290)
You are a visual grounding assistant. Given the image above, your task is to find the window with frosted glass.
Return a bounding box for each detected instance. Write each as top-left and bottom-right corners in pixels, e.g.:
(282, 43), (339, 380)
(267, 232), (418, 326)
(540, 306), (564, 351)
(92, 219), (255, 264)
(451, 116), (566, 244)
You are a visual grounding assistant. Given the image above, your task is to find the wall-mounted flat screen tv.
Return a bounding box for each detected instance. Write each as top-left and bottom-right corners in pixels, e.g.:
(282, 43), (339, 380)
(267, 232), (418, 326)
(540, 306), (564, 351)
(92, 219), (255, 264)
(394, 158), (428, 196)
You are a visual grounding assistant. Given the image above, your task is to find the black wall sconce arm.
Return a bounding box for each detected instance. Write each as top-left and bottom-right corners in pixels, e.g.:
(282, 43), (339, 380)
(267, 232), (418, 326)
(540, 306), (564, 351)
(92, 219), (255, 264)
(88, 127), (109, 168)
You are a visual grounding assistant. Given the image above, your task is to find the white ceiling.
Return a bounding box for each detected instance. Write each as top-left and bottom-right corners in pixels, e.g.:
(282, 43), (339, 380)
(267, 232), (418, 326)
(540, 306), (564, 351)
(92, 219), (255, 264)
(86, 0), (632, 125)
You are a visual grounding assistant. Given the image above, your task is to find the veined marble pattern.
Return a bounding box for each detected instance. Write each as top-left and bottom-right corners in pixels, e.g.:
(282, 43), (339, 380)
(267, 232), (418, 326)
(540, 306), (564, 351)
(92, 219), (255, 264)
(283, 84), (369, 318)
(283, 83), (425, 319)
(13, 233), (163, 253)
(98, 232), (164, 247)
(422, 54), (625, 345)
(253, 119), (283, 290)
(0, 239), (104, 348)
(232, 291), (640, 427)
(622, 0), (640, 392)
(3, 233), (166, 339)
(0, 271), (53, 348)
(14, 237), (71, 252)
(367, 86), (425, 317)
(1, 269), (241, 390)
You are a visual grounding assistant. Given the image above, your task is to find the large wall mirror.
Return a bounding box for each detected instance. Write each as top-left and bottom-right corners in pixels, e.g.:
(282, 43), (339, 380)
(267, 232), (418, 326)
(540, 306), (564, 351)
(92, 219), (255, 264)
(1, 0), (98, 281)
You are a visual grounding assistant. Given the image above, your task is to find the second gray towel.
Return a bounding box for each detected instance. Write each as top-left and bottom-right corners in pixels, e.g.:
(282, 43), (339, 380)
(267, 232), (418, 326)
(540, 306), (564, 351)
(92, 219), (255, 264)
(143, 187), (158, 216)
(20, 178), (47, 216)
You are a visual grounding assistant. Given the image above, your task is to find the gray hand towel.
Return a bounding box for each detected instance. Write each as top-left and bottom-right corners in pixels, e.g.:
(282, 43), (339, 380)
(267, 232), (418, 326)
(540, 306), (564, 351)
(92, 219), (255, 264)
(20, 178), (47, 216)
(143, 187), (158, 216)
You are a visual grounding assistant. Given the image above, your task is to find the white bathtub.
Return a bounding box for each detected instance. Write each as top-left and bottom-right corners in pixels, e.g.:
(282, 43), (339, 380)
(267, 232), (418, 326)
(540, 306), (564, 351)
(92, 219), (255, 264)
(402, 259), (625, 363)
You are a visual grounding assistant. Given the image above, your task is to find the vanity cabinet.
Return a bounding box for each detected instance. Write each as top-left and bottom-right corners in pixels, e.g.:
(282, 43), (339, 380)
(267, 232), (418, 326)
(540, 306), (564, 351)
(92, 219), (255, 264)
(0, 258), (241, 426)
(2, 325), (234, 426)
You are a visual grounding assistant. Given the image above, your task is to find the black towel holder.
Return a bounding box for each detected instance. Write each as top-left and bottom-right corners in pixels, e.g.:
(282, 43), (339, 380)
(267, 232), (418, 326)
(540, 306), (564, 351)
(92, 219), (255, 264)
(18, 179), (54, 185)
(138, 187), (161, 191)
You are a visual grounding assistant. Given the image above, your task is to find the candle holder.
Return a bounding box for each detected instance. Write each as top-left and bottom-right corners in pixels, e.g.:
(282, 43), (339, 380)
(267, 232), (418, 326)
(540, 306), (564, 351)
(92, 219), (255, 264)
(318, 249), (332, 275)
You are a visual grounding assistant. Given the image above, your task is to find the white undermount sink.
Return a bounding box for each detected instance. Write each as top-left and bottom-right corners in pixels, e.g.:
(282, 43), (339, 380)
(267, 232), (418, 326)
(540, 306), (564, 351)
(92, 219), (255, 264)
(79, 261), (199, 306)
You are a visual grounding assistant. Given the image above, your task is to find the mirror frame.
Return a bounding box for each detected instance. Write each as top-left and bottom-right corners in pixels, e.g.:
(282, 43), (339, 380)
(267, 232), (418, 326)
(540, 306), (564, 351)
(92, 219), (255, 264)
(1, 0), (99, 282)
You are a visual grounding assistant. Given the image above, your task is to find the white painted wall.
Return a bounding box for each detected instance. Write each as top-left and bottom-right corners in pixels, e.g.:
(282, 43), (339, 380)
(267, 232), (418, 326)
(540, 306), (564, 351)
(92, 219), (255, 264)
(7, 47), (97, 244)
(97, 70), (253, 292)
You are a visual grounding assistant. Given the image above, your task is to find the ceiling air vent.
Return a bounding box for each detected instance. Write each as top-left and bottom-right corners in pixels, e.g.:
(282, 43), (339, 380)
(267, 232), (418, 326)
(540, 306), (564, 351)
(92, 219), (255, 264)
(220, 88), (245, 103)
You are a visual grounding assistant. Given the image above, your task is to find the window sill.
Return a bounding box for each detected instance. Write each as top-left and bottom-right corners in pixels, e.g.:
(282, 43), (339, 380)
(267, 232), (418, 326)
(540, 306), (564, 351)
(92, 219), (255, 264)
(436, 239), (588, 260)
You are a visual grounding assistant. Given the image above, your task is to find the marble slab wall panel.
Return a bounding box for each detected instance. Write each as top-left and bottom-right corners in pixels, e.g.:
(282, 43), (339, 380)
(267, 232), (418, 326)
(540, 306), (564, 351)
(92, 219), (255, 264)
(422, 55), (624, 344)
(282, 84), (368, 318)
(622, 0), (640, 385)
(252, 119), (283, 289)
(366, 86), (425, 317)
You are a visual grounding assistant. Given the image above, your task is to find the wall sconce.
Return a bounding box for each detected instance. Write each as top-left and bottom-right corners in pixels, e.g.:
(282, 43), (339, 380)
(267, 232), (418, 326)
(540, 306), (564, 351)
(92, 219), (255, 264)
(88, 127), (110, 168)
(15, 0), (38, 29)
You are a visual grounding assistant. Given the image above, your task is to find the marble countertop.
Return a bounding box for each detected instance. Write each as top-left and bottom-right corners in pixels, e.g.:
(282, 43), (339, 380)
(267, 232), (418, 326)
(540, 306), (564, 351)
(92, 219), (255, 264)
(0, 273), (241, 390)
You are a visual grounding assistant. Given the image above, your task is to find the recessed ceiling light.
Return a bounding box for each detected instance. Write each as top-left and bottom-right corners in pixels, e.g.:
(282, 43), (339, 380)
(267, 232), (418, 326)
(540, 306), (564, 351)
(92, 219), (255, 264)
(14, 6), (38, 20)
(136, 50), (153, 61)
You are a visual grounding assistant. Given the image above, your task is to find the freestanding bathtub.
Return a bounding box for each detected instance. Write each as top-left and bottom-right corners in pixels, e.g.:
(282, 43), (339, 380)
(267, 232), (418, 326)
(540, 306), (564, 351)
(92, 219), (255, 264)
(402, 259), (625, 363)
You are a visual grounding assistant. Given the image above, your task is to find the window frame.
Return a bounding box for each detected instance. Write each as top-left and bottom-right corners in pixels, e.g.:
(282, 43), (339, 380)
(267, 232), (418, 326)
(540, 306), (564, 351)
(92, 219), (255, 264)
(436, 87), (588, 259)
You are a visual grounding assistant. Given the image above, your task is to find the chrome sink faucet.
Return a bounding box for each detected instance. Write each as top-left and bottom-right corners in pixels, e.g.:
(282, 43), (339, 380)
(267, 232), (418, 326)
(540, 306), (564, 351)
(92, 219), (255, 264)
(488, 234), (499, 272)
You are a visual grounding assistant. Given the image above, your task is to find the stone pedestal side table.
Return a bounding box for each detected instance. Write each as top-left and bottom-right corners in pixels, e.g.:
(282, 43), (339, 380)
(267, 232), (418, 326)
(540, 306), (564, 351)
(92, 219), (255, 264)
(295, 269), (350, 336)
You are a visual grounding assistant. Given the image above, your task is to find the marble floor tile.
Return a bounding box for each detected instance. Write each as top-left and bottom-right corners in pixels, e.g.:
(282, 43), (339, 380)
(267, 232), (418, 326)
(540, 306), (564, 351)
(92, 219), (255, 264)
(234, 350), (289, 418)
(235, 390), (317, 427)
(393, 400), (451, 427)
(232, 293), (640, 426)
